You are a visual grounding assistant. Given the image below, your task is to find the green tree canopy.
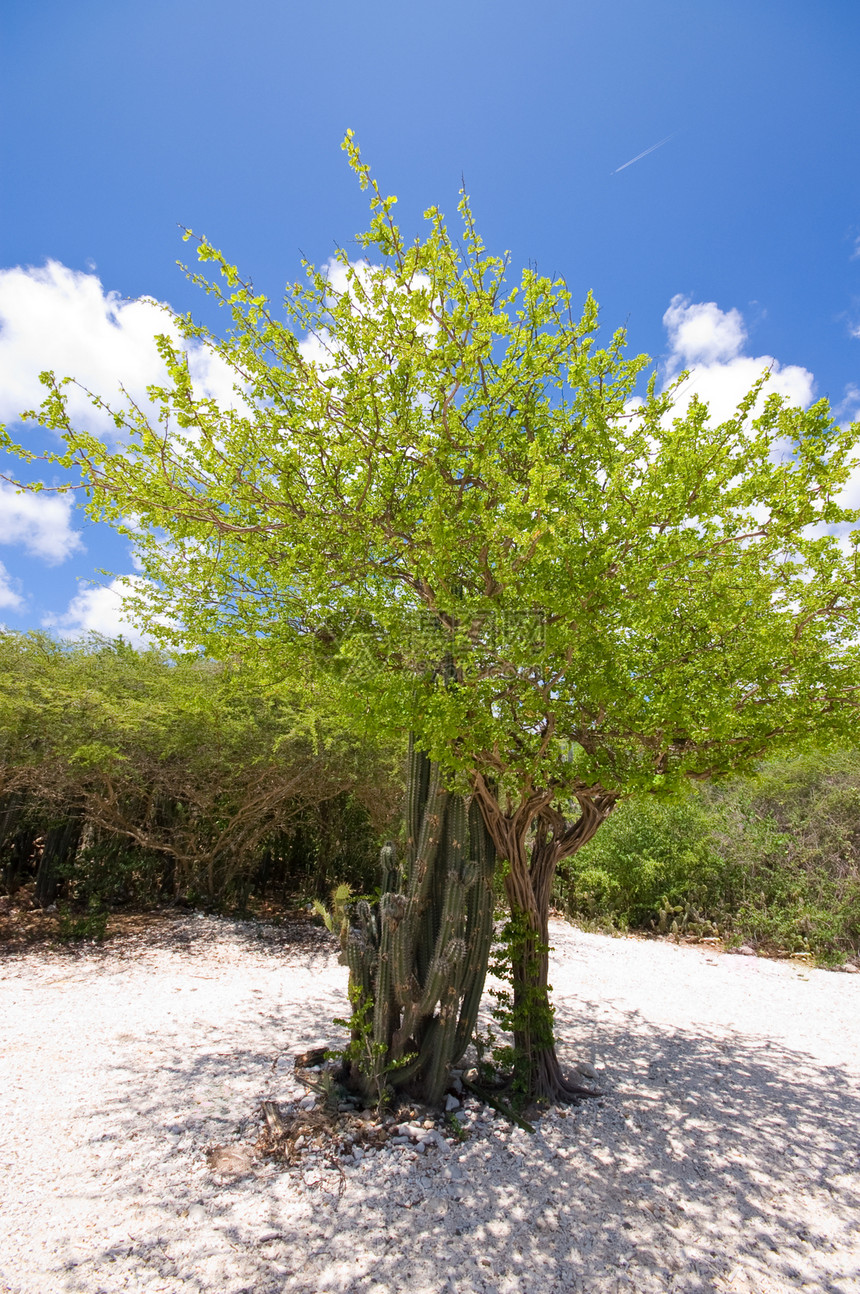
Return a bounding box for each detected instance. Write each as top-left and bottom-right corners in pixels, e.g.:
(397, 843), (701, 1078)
(5, 133), (860, 1097)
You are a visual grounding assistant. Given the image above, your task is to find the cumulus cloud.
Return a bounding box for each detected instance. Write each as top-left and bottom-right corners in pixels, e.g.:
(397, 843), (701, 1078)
(0, 482), (83, 563)
(43, 575), (155, 648)
(834, 383), (860, 423)
(662, 295), (815, 423)
(0, 560), (23, 610)
(0, 260), (245, 436)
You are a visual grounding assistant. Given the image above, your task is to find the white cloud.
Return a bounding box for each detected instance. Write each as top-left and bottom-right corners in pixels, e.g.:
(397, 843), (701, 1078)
(662, 295), (815, 424)
(663, 297), (748, 366)
(0, 482), (83, 563)
(834, 383), (860, 424)
(43, 575), (155, 648)
(0, 260), (245, 436)
(0, 560), (23, 610)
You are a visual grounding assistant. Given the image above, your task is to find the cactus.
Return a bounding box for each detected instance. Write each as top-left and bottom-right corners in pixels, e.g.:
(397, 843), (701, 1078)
(339, 734), (496, 1107)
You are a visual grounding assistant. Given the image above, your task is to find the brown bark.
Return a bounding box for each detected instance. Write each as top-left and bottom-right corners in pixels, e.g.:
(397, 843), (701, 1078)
(471, 773), (617, 1102)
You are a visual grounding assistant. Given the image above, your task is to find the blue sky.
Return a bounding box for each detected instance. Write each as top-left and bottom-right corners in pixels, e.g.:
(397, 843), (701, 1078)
(1, 0), (859, 641)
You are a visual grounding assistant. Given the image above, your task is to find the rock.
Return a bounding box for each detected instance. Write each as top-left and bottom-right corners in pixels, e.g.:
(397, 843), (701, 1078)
(187, 1204), (206, 1222)
(206, 1144), (253, 1176)
(445, 1094), (461, 1111)
(574, 1061), (599, 1081)
(838, 962), (860, 973)
(414, 1141), (426, 1155)
(352, 1146), (364, 1162)
(737, 945), (757, 956)
(298, 1095), (316, 1111)
(397, 1122), (425, 1141)
(294, 1045), (328, 1068)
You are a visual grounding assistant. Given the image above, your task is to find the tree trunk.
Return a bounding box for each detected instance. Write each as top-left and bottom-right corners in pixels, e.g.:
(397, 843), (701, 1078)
(473, 776), (617, 1103)
(34, 815), (82, 908)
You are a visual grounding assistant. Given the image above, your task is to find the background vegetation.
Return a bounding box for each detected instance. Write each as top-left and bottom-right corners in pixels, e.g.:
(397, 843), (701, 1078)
(554, 750), (860, 962)
(0, 632), (400, 917)
(2, 632), (858, 963)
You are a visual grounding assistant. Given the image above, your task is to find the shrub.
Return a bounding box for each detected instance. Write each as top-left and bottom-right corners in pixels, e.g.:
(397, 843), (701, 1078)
(555, 747), (860, 961)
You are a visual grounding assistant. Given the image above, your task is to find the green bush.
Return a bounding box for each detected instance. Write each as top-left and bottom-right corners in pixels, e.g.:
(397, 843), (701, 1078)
(56, 897), (109, 942)
(555, 747), (860, 962)
(1, 631), (402, 911)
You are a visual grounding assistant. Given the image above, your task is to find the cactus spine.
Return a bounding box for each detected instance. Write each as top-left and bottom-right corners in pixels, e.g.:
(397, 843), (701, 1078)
(340, 735), (495, 1107)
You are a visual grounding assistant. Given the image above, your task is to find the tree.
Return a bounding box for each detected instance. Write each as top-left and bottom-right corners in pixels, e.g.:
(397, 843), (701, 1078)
(4, 132), (860, 1101)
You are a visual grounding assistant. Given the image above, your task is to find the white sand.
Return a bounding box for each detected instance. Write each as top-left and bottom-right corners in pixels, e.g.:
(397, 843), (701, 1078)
(1, 915), (858, 1294)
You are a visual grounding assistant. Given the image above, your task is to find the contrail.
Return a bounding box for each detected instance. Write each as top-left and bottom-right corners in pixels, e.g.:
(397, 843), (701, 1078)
(612, 133), (675, 175)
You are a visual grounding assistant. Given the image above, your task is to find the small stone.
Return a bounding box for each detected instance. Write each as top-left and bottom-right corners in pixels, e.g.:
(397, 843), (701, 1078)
(390, 1135), (409, 1145)
(206, 1145), (253, 1176)
(838, 963), (860, 973)
(352, 1146), (364, 1162)
(414, 1141), (426, 1155)
(423, 1119), (435, 1129)
(574, 1061), (599, 1081)
(445, 1094), (461, 1112)
(187, 1204), (206, 1222)
(294, 1045), (328, 1068)
(298, 1095), (316, 1111)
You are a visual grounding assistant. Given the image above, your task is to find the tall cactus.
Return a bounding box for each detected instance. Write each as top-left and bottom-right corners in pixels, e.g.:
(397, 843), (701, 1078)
(340, 735), (495, 1107)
